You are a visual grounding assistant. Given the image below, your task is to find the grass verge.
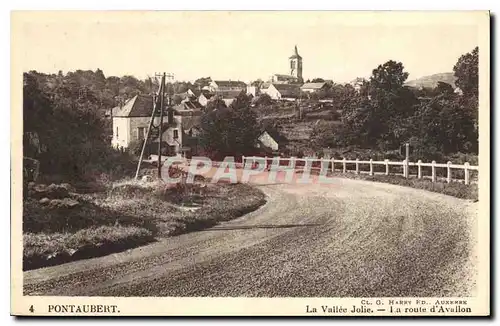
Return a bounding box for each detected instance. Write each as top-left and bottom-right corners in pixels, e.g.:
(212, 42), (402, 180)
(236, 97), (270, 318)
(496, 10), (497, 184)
(328, 171), (478, 201)
(23, 180), (266, 270)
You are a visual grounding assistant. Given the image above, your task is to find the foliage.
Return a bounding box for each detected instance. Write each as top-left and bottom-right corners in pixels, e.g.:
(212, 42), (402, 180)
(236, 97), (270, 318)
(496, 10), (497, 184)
(23, 70), (139, 181)
(200, 93), (260, 160)
(253, 93), (273, 106)
(194, 77), (212, 89)
(369, 60), (409, 91)
(453, 46), (478, 98)
(127, 139), (145, 157)
(309, 48), (478, 160)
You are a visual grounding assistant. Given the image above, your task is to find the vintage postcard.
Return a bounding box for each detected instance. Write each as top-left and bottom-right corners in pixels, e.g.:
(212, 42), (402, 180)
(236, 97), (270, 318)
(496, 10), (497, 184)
(11, 11), (490, 316)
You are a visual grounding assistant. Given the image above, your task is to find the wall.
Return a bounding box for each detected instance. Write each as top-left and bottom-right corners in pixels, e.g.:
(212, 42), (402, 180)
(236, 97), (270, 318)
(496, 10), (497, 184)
(111, 117), (130, 149)
(198, 94), (209, 107)
(271, 85), (282, 100)
(261, 85), (281, 100)
(113, 116), (182, 152)
(258, 132), (279, 151)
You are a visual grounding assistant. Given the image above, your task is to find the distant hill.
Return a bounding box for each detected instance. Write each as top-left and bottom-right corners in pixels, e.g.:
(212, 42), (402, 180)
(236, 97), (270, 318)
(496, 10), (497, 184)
(405, 72), (457, 89)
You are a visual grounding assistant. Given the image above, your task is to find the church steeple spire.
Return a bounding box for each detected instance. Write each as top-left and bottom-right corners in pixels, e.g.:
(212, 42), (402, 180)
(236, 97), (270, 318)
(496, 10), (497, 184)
(289, 45), (303, 82)
(289, 45), (302, 59)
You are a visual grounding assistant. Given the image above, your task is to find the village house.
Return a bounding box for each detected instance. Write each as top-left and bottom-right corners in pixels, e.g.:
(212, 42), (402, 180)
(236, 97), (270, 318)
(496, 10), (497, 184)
(349, 77), (367, 92)
(300, 82), (328, 93)
(208, 80), (246, 106)
(198, 91), (215, 107)
(111, 94), (202, 157)
(271, 74), (300, 84)
(257, 129), (288, 153)
(261, 83), (301, 101)
(209, 80), (247, 94)
(174, 89), (197, 102)
(246, 85), (260, 97)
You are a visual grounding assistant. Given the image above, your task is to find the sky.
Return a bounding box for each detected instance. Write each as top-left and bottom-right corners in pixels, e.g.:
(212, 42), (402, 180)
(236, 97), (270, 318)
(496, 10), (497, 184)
(13, 11), (482, 83)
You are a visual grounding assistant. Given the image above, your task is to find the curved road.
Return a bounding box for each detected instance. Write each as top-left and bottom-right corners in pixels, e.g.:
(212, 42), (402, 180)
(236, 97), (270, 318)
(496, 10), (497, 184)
(24, 175), (477, 297)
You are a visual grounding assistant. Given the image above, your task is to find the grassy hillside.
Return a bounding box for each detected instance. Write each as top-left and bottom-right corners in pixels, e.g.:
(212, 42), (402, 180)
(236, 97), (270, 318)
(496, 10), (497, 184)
(405, 72), (457, 88)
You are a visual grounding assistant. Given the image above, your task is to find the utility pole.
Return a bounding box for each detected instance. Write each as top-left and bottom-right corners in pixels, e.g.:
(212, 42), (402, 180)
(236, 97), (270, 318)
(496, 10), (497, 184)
(156, 72), (175, 179)
(157, 73), (165, 179)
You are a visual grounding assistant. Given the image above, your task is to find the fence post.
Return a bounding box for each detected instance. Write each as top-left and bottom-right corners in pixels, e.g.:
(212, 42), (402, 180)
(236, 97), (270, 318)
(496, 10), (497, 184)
(385, 159), (389, 175)
(331, 158), (335, 173)
(402, 159), (407, 178)
(369, 159), (373, 176)
(464, 162), (470, 185)
(431, 160), (436, 182)
(447, 161), (452, 183)
(355, 158), (359, 175)
(417, 160), (422, 179)
(242, 155), (245, 168)
(343, 157), (346, 174)
(291, 156), (296, 170)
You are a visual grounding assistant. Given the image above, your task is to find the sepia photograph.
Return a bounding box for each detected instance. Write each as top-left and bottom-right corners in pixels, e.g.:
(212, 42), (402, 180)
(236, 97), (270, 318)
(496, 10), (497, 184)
(11, 10), (490, 316)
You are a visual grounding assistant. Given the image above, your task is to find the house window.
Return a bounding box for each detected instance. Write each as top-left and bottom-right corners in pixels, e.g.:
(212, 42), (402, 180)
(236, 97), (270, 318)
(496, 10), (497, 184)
(116, 127), (119, 138)
(137, 127), (145, 141)
(173, 129), (179, 139)
(290, 60), (296, 69)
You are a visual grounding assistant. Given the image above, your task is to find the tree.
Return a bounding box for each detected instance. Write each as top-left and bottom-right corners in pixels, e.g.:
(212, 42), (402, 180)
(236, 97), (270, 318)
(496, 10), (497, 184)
(311, 78), (325, 83)
(407, 94), (477, 156)
(251, 79), (263, 87)
(453, 46), (478, 97)
(434, 82), (455, 96)
(253, 93), (273, 106)
(205, 97), (227, 112)
(200, 95), (259, 160)
(23, 70), (139, 180)
(194, 77), (212, 89)
(370, 60), (409, 92)
(172, 94), (183, 105)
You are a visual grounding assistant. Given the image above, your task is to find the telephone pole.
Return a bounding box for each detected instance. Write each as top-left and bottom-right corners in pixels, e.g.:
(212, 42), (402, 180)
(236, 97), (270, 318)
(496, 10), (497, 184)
(156, 72), (175, 179)
(134, 72), (174, 180)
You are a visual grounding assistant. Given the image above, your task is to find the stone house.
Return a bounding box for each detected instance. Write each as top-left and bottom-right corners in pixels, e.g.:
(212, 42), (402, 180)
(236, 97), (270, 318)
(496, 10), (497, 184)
(111, 94), (202, 157)
(300, 82), (328, 93)
(261, 83), (301, 100)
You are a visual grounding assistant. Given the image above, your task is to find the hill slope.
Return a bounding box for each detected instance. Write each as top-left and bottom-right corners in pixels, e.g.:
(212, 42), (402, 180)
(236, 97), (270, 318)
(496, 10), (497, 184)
(405, 72), (457, 89)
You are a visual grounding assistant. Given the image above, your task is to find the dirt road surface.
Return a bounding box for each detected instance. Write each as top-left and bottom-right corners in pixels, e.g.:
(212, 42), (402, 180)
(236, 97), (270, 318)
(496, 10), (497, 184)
(24, 171), (477, 297)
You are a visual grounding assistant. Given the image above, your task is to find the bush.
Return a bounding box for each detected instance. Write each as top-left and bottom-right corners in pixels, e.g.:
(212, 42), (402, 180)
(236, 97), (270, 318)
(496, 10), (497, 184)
(128, 139), (145, 157)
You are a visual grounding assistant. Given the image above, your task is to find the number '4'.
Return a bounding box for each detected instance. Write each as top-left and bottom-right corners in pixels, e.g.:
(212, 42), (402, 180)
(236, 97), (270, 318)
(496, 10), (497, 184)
(29, 305), (34, 313)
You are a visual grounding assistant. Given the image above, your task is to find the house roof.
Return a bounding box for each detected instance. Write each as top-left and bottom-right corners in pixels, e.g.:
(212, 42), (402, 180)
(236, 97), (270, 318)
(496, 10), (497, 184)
(113, 94), (155, 117)
(175, 100), (203, 111)
(105, 106), (121, 117)
(216, 90), (244, 99)
(213, 80), (247, 88)
(288, 45), (302, 59)
(272, 83), (301, 98)
(174, 91), (197, 101)
(301, 82), (327, 90)
(260, 129), (288, 145)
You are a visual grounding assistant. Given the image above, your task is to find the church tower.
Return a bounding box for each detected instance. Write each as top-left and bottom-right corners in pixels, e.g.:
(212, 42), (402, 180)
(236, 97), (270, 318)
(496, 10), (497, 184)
(289, 45), (303, 82)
